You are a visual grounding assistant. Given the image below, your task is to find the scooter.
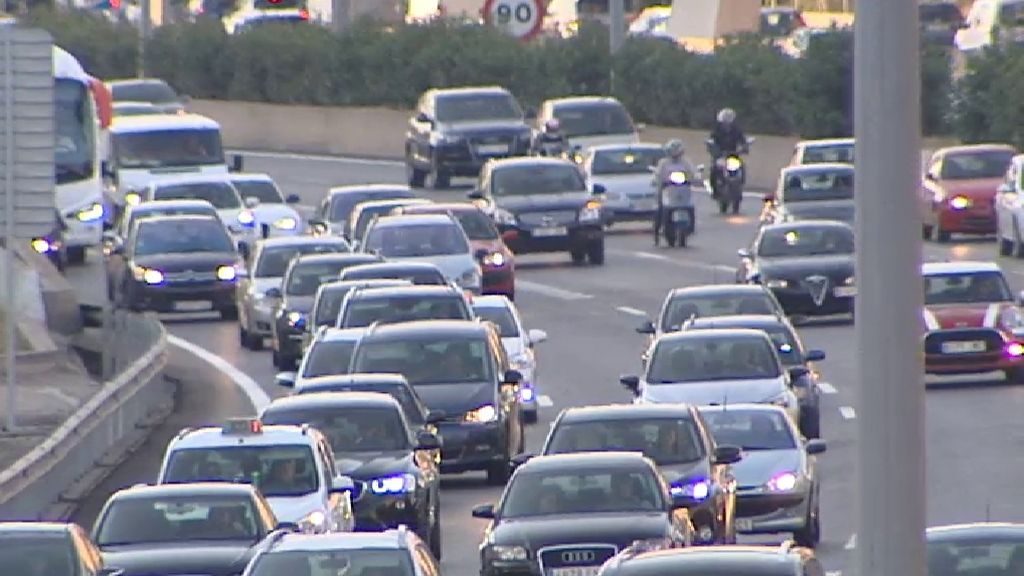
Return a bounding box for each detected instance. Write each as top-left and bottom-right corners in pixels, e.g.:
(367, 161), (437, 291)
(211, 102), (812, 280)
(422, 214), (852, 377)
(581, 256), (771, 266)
(705, 137), (755, 215)
(658, 170), (695, 247)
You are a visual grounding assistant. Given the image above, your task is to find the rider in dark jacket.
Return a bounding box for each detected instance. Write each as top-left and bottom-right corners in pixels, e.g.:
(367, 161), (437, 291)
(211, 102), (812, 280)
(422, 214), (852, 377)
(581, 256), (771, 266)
(532, 118), (569, 156)
(707, 108), (749, 199)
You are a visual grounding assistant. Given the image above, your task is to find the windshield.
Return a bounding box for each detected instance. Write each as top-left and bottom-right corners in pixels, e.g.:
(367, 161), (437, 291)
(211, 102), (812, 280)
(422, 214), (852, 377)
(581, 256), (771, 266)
(248, 549), (414, 576)
(435, 93), (522, 122)
(133, 220), (234, 256)
(111, 80), (178, 103)
(454, 209), (499, 240)
(546, 418), (705, 465)
(287, 262), (355, 295)
(940, 151), (1015, 180)
(154, 181), (241, 209)
(0, 536), (74, 574)
(330, 190), (414, 223)
(757, 226), (854, 258)
(661, 294), (778, 331)
(124, 206), (216, 236)
(114, 128), (224, 169)
(647, 337), (781, 383)
(352, 338), (492, 385)
(297, 383), (424, 425)
(702, 409), (797, 451)
(473, 306), (520, 337)
(801, 144), (854, 164)
(302, 341), (357, 378)
(364, 224), (470, 258)
(554, 103), (635, 137)
(163, 444), (319, 497)
(341, 296), (470, 328)
(590, 148), (664, 175)
(114, 103), (158, 117)
(781, 170), (854, 201)
(262, 406), (409, 452)
(500, 468), (663, 518)
(255, 244), (347, 278)
(96, 495), (260, 546)
(927, 537), (1024, 575)
(55, 79), (96, 185)
(234, 180), (284, 204)
(354, 205), (406, 242)
(492, 165), (587, 196)
(786, 203), (855, 225)
(924, 271), (1012, 304)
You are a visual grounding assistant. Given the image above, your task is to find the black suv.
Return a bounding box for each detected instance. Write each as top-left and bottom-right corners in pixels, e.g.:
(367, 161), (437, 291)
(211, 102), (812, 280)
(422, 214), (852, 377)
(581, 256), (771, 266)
(349, 319), (525, 484)
(259, 392), (443, 558)
(597, 540), (824, 576)
(538, 404), (740, 545)
(470, 157), (607, 265)
(337, 284), (474, 328)
(405, 86), (532, 189)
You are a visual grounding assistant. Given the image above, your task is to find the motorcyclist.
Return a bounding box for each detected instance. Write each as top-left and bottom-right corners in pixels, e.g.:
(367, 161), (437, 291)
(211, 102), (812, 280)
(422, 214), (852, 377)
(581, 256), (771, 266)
(651, 139), (697, 245)
(532, 118), (569, 157)
(707, 108), (749, 200)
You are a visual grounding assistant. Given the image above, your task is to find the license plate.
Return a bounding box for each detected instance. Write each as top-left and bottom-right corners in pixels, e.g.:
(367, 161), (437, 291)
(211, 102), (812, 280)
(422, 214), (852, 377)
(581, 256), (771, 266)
(735, 518), (754, 532)
(671, 210), (691, 223)
(834, 286), (857, 297)
(532, 226), (568, 237)
(632, 199), (656, 211)
(477, 144), (508, 155)
(941, 340), (986, 354)
(551, 567), (601, 576)
(173, 301), (212, 312)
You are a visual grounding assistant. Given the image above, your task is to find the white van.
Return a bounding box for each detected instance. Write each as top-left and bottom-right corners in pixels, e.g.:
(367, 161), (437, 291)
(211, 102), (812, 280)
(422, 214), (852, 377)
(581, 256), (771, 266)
(955, 0), (1024, 54)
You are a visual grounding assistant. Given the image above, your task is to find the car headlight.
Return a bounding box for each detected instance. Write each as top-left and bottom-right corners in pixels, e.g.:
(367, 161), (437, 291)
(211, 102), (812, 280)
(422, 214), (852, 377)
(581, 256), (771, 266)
(369, 473), (417, 495)
(493, 208), (517, 226)
(843, 276), (855, 286)
(766, 279), (789, 288)
(132, 265), (164, 285)
(483, 251), (507, 267)
(273, 216), (298, 230)
(76, 202), (104, 222)
(237, 210), (256, 226)
(298, 510), (327, 533)
(216, 265), (237, 281)
(670, 478), (710, 500)
(287, 311), (307, 329)
(949, 195), (972, 210)
(459, 268), (481, 287)
(464, 404), (498, 423)
(124, 192), (141, 206)
(485, 545), (529, 562)
(766, 472), (799, 492)
(579, 200), (602, 222)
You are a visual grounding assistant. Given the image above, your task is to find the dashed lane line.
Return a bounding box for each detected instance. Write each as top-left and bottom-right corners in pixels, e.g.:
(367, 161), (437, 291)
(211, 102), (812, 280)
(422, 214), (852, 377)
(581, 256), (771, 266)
(845, 533), (857, 550)
(516, 280), (594, 301)
(819, 382), (838, 394)
(839, 406), (857, 420)
(232, 149), (404, 167)
(625, 250), (735, 274)
(616, 306), (648, 317)
(167, 335), (270, 411)
(537, 395), (554, 408)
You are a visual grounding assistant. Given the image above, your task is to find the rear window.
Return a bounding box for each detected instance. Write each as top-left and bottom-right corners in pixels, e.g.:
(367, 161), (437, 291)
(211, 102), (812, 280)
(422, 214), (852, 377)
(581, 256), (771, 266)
(553, 103), (635, 137)
(154, 182), (241, 209)
(255, 244), (348, 278)
(302, 341), (357, 378)
(341, 295), (471, 328)
(297, 383), (424, 425)
(233, 180), (283, 204)
(473, 305), (520, 337)
(111, 81), (178, 103)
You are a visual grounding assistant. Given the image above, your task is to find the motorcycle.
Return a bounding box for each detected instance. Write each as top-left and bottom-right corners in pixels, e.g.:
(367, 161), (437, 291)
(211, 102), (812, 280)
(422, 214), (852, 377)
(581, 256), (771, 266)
(705, 137), (755, 215)
(535, 139), (569, 158)
(658, 170), (695, 247)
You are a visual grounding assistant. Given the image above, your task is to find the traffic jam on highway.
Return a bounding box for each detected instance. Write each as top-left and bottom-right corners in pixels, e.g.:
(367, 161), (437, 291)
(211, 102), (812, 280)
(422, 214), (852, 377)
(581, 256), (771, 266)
(11, 19), (1024, 576)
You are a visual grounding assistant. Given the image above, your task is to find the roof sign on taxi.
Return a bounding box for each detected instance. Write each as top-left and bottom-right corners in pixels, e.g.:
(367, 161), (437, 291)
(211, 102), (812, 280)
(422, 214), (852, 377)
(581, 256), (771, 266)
(223, 418), (263, 435)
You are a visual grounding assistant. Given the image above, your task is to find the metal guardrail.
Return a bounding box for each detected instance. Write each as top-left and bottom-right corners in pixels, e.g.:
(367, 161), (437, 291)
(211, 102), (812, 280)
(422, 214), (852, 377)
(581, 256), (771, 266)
(0, 308), (170, 520)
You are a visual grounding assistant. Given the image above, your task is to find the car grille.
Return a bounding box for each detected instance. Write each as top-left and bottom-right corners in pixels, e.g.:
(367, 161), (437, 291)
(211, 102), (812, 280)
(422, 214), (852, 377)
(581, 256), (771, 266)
(539, 544), (618, 574)
(924, 328), (1004, 355)
(734, 492), (806, 517)
(163, 269), (218, 283)
(518, 210), (578, 227)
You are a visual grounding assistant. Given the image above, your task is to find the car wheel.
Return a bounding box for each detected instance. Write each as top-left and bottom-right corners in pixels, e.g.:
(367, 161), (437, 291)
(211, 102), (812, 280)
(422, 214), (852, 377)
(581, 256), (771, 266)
(272, 348), (281, 368)
(922, 223), (933, 240)
(486, 458), (511, 485)
(587, 240), (605, 265)
(67, 246), (86, 265)
(794, 504), (821, 548)
(406, 152), (427, 188)
(800, 406), (821, 439)
(1005, 367), (1024, 383)
(1014, 224), (1024, 258)
(570, 248), (586, 265)
(239, 325), (252, 349)
(219, 306), (239, 321)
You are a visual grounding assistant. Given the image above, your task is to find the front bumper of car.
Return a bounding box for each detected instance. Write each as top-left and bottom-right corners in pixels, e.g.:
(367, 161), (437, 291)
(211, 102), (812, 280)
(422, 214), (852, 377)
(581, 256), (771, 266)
(350, 480), (427, 533)
(733, 482), (813, 534)
(765, 282), (855, 316)
(243, 297), (277, 337)
(126, 277), (236, 312)
(432, 138), (531, 176)
(936, 203), (996, 234)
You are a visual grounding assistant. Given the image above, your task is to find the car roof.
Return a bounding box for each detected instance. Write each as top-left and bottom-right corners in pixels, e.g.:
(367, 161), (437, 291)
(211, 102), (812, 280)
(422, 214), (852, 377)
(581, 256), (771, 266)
(685, 314), (788, 330)
(470, 294), (513, 309)
(760, 219), (854, 232)
(343, 261), (444, 274)
(399, 202), (482, 215)
(548, 96), (626, 108)
(780, 163), (854, 177)
(558, 403), (696, 423)
(108, 78), (173, 87)
(361, 319), (489, 340)
(293, 253), (378, 266)
(927, 522), (1024, 540)
(669, 284), (773, 298)
(616, 546), (804, 568)
(518, 451), (652, 472)
(132, 199), (217, 212)
(0, 522), (72, 534)
(488, 156), (578, 170)
(369, 213), (457, 228)
(935, 143), (1017, 157)
(355, 198), (432, 211)
(111, 113), (220, 134)
(797, 138), (854, 149)
(148, 173), (237, 187)
(298, 373), (409, 387)
(258, 235), (350, 249)
(659, 328), (773, 343)
(170, 423), (319, 449)
(269, 530), (412, 552)
(263, 391), (402, 412)
(318, 279), (411, 293)
(922, 260), (1002, 275)
(587, 142), (664, 154)
(135, 214), (223, 229)
(112, 482), (257, 499)
(347, 285), (463, 299)
(328, 184), (414, 196)
(315, 327), (368, 343)
(226, 172), (274, 183)
(431, 85), (512, 97)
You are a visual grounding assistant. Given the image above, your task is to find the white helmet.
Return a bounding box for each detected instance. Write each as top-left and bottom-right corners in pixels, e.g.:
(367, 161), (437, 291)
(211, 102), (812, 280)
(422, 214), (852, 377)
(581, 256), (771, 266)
(717, 108), (736, 124)
(665, 139), (684, 156)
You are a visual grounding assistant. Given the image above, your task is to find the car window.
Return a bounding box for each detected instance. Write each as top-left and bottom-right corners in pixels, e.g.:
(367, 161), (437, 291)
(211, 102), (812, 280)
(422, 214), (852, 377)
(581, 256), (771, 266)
(331, 190), (414, 223)
(472, 306), (520, 337)
(233, 180), (284, 204)
(133, 219), (234, 256)
(125, 206), (218, 236)
(780, 170), (854, 201)
(297, 383), (425, 425)
(339, 266), (447, 286)
(546, 418), (705, 464)
(355, 206), (400, 242)
(590, 148), (664, 175)
(314, 288), (354, 327)
(661, 294), (778, 331)
(113, 129), (224, 169)
(341, 295), (470, 328)
(492, 165), (586, 196)
(262, 406), (410, 452)
(352, 338), (493, 385)
(553, 103), (635, 137)
(287, 262), (352, 295)
(256, 244), (348, 278)
(500, 468), (663, 517)
(435, 93), (521, 122)
(453, 209), (499, 240)
(926, 537), (1024, 575)
(647, 336), (781, 383)
(364, 223), (470, 257)
(0, 535), (75, 574)
(924, 271), (1012, 304)
(302, 341), (357, 378)
(702, 409), (797, 450)
(940, 151), (1015, 180)
(757, 226), (854, 258)
(764, 327), (803, 365)
(110, 81), (178, 103)
(801, 144), (854, 164)
(163, 445), (319, 497)
(247, 549), (414, 576)
(154, 182), (241, 209)
(95, 495), (260, 546)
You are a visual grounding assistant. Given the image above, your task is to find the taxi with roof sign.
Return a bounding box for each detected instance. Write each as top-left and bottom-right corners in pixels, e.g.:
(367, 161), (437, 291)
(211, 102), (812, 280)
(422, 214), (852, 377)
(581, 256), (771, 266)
(155, 418), (356, 535)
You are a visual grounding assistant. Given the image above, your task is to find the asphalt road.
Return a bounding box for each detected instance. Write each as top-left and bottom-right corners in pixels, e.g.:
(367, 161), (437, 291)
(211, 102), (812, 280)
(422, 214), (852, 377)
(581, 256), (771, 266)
(62, 151), (1024, 576)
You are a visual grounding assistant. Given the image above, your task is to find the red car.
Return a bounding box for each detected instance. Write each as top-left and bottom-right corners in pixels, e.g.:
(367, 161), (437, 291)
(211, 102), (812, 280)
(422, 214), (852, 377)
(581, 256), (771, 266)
(920, 144), (1017, 242)
(393, 202), (516, 299)
(922, 261), (1024, 381)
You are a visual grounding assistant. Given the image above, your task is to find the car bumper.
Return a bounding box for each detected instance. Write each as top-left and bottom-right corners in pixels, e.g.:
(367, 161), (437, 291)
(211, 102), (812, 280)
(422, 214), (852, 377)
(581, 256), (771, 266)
(482, 266), (515, 297)
(925, 351), (1024, 374)
(734, 490), (811, 534)
(604, 195), (658, 221)
(129, 280), (236, 312)
(351, 490), (424, 532)
(937, 207), (996, 234)
(436, 421), (505, 473)
(769, 287), (855, 316)
(482, 562), (540, 576)
(274, 321), (306, 358)
(246, 301), (277, 336)
(923, 329), (1023, 374)
(501, 225), (604, 254)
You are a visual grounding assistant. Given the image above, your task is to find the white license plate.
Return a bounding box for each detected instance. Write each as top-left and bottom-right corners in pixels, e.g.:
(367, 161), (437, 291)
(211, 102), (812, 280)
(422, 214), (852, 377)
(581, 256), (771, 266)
(834, 286), (857, 297)
(941, 340), (986, 354)
(671, 210), (691, 223)
(551, 567), (601, 576)
(477, 144), (509, 155)
(532, 226), (568, 237)
(173, 300), (212, 312)
(735, 518), (754, 532)
(632, 200), (656, 211)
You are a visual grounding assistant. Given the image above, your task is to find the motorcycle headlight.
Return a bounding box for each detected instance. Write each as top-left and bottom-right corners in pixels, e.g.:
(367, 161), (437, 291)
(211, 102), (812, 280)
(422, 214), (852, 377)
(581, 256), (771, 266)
(369, 473), (417, 495)
(76, 202), (104, 222)
(579, 200), (602, 222)
(132, 265), (164, 285)
(493, 209), (517, 226)
(237, 210), (256, 226)
(216, 265), (237, 281)
(766, 472), (799, 492)
(30, 238), (53, 254)
(124, 192), (141, 206)
(766, 279), (789, 288)
(483, 251), (507, 267)
(273, 216), (298, 230)
(725, 156), (743, 172)
(670, 478), (710, 500)
(949, 195), (972, 210)
(298, 510), (327, 533)
(486, 545), (529, 562)
(668, 171), (687, 185)
(287, 311), (307, 329)
(464, 404), (498, 423)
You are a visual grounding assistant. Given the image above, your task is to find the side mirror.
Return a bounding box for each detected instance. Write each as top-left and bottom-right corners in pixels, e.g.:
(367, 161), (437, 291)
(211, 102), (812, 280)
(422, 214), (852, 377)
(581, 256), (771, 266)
(737, 248), (750, 259)
(237, 241), (250, 260)
(806, 439), (827, 455)
(426, 409), (446, 424)
(286, 193), (301, 204)
(274, 371), (297, 388)
(636, 320), (655, 335)
(467, 190), (485, 200)
(788, 366), (810, 381)
(330, 475), (355, 494)
(101, 160), (114, 179)
(474, 248), (489, 261)
(275, 521), (300, 532)
(501, 229), (518, 243)
(471, 504), (496, 519)
(503, 369), (523, 384)
(620, 374), (640, 395)
(527, 328), (548, 345)
(244, 196), (261, 209)
(511, 452), (534, 467)
(713, 444), (743, 465)
(416, 430), (441, 451)
(265, 287), (283, 299)
(805, 349), (826, 362)
(592, 183), (607, 195)
(415, 111), (432, 124)
(231, 154), (244, 172)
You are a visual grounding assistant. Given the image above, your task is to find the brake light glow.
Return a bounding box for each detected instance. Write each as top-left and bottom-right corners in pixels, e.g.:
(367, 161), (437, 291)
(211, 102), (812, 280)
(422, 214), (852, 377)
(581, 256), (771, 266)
(1006, 342), (1024, 357)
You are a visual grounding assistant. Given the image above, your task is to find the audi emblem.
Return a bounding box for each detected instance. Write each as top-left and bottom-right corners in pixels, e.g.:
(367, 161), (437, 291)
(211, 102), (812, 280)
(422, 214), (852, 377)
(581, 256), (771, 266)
(561, 550), (596, 564)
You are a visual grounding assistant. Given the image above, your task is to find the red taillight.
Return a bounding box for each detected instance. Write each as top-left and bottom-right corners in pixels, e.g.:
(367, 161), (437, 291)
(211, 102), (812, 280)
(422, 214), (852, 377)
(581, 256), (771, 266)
(110, 0), (121, 9)
(299, 8), (309, 19)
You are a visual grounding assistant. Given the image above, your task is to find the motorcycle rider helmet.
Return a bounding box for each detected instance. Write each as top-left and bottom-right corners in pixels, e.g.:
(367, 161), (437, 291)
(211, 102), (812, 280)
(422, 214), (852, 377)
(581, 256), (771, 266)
(665, 139), (685, 158)
(717, 108), (736, 125)
(544, 118), (561, 134)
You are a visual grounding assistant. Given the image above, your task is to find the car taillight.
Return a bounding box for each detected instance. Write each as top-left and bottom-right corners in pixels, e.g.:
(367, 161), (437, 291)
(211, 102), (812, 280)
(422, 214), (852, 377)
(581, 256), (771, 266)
(299, 8), (309, 19)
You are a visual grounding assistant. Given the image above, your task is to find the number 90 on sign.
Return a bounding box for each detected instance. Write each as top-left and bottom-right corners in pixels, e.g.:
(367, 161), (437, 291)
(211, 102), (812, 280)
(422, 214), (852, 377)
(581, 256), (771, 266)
(483, 0), (545, 40)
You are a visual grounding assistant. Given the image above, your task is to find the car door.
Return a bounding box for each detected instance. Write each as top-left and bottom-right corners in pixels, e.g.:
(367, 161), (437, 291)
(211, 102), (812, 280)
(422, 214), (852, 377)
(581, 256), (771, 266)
(996, 162), (1018, 240)
(491, 330), (521, 454)
(409, 95), (433, 165)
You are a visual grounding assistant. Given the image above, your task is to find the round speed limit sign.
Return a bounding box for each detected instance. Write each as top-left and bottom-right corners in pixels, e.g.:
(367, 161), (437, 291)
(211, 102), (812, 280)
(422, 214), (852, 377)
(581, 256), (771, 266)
(482, 0), (546, 41)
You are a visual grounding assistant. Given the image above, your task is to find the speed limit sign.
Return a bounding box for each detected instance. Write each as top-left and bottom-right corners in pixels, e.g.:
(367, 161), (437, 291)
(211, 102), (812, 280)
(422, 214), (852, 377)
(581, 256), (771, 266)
(482, 0), (546, 41)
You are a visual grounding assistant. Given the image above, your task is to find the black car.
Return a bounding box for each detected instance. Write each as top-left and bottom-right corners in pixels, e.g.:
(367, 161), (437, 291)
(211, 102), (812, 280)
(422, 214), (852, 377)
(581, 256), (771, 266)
(312, 184), (417, 237)
(304, 279), (413, 344)
(472, 452), (695, 576)
(927, 522), (1024, 573)
(338, 261), (449, 286)
(737, 220), (857, 319)
(259, 392), (443, 558)
(349, 319), (525, 483)
(597, 541), (825, 576)
(90, 482), (293, 576)
(109, 214), (241, 318)
(0, 521), (120, 576)
(405, 86), (532, 189)
(761, 164), (855, 226)
(337, 284), (474, 329)
(682, 315), (826, 438)
(470, 157), (607, 265)
(538, 404), (741, 545)
(269, 252), (381, 370)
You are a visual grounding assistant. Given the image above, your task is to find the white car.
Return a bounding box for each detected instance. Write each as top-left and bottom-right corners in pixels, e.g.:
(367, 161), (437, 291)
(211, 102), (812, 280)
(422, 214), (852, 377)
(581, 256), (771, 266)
(471, 295), (548, 422)
(995, 154), (1024, 257)
(582, 143), (665, 224)
(536, 96), (642, 155)
(789, 138), (854, 166)
(226, 173), (304, 238)
(134, 174), (256, 240)
(955, 0), (1024, 55)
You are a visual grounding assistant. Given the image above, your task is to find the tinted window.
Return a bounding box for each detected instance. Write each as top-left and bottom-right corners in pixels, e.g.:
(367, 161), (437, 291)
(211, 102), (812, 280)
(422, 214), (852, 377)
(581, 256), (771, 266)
(113, 128), (224, 168)
(927, 536), (1024, 575)
(163, 445), (319, 497)
(454, 209), (499, 240)
(262, 406), (409, 452)
(473, 306), (520, 337)
(233, 180), (284, 204)
(924, 271), (1012, 304)
(134, 219), (234, 256)
(554, 103), (635, 137)
(341, 295), (470, 328)
(354, 205), (408, 242)
(248, 549), (414, 576)
(757, 226), (854, 258)
(314, 288), (354, 327)
(297, 383), (424, 425)
(55, 79), (96, 184)
(547, 418), (705, 465)
(500, 469), (663, 517)
(340, 266), (447, 286)
(302, 341), (357, 378)
(126, 205), (217, 235)
(256, 244), (348, 278)
(590, 148), (664, 175)
(941, 151), (1015, 180)
(661, 294), (778, 331)
(801, 144), (854, 164)
(95, 495), (260, 546)
(435, 93), (522, 122)
(492, 165), (586, 196)
(647, 336), (781, 383)
(364, 223), (470, 257)
(110, 80), (178, 103)
(785, 203), (855, 225)
(287, 262), (355, 295)
(702, 409), (797, 450)
(781, 170), (854, 201)
(0, 536), (75, 574)
(330, 190), (414, 223)
(154, 182), (241, 209)
(353, 338), (493, 385)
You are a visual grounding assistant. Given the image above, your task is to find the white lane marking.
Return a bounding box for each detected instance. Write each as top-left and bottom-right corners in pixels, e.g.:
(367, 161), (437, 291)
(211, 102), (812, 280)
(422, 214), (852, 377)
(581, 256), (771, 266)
(839, 406), (857, 420)
(232, 149), (404, 167)
(167, 335), (271, 411)
(517, 280), (593, 301)
(633, 251), (669, 261)
(819, 382), (838, 394)
(627, 250), (735, 273)
(845, 533), (857, 550)
(537, 395), (554, 407)
(616, 306), (648, 317)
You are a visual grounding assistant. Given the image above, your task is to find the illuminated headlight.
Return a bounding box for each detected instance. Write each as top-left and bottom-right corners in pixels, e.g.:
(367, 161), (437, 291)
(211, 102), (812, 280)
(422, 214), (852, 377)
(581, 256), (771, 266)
(766, 279), (789, 288)
(493, 209), (517, 226)
(670, 478), (710, 500)
(578, 200), (602, 222)
(766, 472), (799, 492)
(949, 196), (972, 210)
(216, 265), (237, 281)
(483, 251), (506, 267)
(30, 238), (53, 254)
(843, 276), (855, 286)
(287, 311), (307, 328)
(76, 203), (104, 222)
(237, 210), (256, 226)
(297, 510), (327, 533)
(486, 545), (529, 562)
(132, 265), (164, 285)
(273, 216), (298, 230)
(725, 156), (743, 172)
(369, 473), (416, 495)
(124, 192), (141, 206)
(668, 171), (687, 185)
(464, 404), (498, 423)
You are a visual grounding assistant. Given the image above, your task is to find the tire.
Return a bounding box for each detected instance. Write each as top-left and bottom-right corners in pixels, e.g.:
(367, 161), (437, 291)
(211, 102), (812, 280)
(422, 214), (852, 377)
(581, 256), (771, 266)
(219, 306), (239, 321)
(570, 248), (586, 265)
(430, 158), (451, 189)
(587, 240), (605, 265)
(665, 223), (677, 247)
(486, 458), (511, 485)
(1005, 367), (1024, 383)
(731, 199), (741, 214)
(239, 325), (251, 349)
(272, 348), (281, 368)
(794, 504), (821, 548)
(800, 407), (821, 439)
(1000, 237), (1014, 256)
(718, 200), (728, 214)
(406, 154), (427, 188)
(679, 232), (687, 247)
(932, 219), (951, 242)
(67, 246), (86, 265)
(922, 224), (933, 240)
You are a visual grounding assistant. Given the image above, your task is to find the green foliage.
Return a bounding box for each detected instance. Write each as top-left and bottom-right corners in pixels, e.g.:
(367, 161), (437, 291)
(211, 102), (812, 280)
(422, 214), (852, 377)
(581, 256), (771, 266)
(20, 5), (137, 78)
(953, 44), (1024, 149)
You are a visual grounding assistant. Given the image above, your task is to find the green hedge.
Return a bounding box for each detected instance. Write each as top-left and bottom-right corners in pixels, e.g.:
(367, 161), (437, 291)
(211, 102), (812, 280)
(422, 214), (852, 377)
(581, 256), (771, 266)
(22, 6), (967, 140)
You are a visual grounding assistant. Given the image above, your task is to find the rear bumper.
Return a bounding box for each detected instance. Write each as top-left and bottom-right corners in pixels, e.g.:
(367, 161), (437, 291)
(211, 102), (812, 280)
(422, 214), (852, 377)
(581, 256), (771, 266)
(129, 280), (236, 312)
(937, 208), (995, 234)
(482, 266), (515, 296)
(502, 225), (603, 254)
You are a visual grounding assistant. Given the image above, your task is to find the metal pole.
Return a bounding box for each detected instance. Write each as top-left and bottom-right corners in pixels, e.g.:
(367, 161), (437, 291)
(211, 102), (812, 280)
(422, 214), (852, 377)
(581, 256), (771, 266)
(3, 31), (16, 432)
(608, 0), (624, 94)
(138, 0), (150, 78)
(854, 0), (925, 575)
